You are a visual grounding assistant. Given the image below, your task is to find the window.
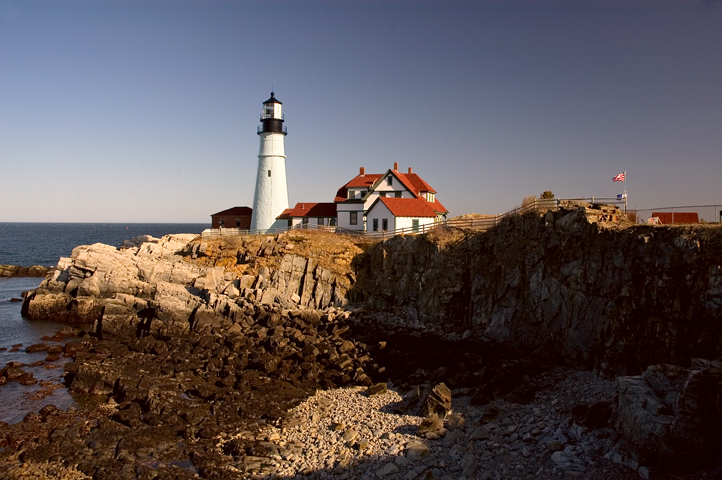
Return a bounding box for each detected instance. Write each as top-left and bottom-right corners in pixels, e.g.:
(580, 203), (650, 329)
(219, 219), (225, 227)
(350, 211), (358, 225)
(379, 192), (386, 198)
(427, 192), (435, 202)
(348, 190), (354, 199)
(382, 218), (388, 231)
(302, 217), (309, 225)
(235, 219), (241, 227)
(268, 170), (271, 177)
(395, 191), (402, 198)
(412, 219), (420, 232)
(287, 219), (292, 227)
(387, 176), (393, 186)
(317, 218), (324, 225)
(330, 217), (337, 226)
(372, 219), (378, 231)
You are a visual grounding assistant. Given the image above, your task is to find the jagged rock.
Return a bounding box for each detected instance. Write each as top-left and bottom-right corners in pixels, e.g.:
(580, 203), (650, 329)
(420, 382), (452, 419)
(366, 382), (387, 396)
(23, 234), (350, 332)
(354, 205), (722, 374)
(613, 358), (722, 469)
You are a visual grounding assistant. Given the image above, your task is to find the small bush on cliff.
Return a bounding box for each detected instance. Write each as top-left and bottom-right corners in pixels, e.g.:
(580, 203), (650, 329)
(540, 190), (555, 199)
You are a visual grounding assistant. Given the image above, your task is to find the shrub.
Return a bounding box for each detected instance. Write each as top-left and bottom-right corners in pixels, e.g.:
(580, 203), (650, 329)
(540, 190), (555, 199)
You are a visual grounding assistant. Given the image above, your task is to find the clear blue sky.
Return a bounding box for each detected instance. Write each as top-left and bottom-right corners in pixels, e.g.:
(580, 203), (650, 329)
(1, 0), (721, 222)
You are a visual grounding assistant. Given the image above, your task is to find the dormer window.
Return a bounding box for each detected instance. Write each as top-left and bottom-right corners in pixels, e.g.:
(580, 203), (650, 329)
(427, 192), (435, 202)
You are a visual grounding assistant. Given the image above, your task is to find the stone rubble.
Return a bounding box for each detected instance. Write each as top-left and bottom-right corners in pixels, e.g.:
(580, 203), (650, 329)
(217, 370), (639, 480)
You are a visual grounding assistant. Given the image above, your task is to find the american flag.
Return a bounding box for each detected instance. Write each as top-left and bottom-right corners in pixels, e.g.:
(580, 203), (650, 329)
(613, 172), (625, 182)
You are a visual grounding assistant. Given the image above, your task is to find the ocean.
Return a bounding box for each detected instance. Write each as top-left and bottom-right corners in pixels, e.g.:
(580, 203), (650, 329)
(0, 223), (208, 424)
(0, 222), (209, 267)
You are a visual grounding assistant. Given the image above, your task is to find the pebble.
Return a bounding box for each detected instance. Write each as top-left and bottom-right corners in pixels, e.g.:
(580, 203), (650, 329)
(232, 370), (640, 480)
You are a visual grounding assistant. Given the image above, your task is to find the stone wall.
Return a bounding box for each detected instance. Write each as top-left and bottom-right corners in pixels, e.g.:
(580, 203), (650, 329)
(353, 206), (722, 374)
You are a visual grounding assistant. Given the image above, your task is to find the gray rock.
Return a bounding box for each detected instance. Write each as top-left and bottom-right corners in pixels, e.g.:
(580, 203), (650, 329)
(613, 358), (722, 469)
(376, 462), (400, 477)
(406, 440), (430, 459)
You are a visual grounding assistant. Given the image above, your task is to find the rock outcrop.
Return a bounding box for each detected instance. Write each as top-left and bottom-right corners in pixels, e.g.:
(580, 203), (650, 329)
(613, 358), (722, 472)
(22, 233), (350, 332)
(0, 265), (52, 277)
(354, 204), (722, 374)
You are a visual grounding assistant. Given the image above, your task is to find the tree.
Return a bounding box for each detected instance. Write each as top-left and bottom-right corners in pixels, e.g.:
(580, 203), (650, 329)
(540, 190), (555, 199)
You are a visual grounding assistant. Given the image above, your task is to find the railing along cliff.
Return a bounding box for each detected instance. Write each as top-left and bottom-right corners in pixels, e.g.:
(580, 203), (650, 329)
(199, 197), (625, 240)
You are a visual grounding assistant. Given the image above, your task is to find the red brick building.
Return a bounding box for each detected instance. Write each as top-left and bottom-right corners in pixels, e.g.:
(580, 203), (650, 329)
(211, 206), (253, 229)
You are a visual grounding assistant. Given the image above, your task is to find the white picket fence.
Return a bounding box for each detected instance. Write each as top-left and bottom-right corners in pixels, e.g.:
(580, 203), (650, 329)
(199, 197), (625, 240)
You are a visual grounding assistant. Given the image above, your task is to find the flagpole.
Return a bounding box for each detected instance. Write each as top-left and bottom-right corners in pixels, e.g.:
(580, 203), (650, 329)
(624, 168), (627, 215)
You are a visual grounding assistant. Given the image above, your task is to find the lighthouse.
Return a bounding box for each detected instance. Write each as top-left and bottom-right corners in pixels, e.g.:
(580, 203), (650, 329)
(250, 92), (289, 232)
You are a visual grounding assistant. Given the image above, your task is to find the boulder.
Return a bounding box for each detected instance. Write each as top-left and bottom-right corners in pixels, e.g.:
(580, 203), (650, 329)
(613, 359), (722, 470)
(420, 382), (452, 419)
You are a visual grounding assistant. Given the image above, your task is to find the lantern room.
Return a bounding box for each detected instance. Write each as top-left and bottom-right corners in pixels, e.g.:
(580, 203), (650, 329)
(258, 92), (286, 135)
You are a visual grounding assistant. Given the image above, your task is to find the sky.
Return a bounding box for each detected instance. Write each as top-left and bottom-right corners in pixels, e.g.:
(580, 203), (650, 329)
(1, 0), (721, 223)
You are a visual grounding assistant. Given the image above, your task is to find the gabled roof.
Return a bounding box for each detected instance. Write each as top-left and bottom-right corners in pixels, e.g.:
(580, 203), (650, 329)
(651, 212), (699, 224)
(371, 197), (439, 218)
(401, 172), (436, 194)
(277, 202), (337, 219)
(335, 174), (383, 202)
(211, 206), (253, 216)
(370, 170), (437, 199)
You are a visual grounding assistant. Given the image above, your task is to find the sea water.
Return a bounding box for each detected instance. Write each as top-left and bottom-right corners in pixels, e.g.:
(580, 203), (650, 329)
(0, 223), (208, 424)
(0, 222), (208, 266)
(0, 277), (82, 424)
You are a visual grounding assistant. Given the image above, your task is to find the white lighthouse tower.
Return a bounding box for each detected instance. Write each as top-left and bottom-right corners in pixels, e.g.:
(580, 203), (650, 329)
(250, 92), (289, 232)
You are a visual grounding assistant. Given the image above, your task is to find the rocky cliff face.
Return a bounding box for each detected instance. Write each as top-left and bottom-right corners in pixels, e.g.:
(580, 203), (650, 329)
(353, 205), (722, 375)
(22, 233), (352, 336)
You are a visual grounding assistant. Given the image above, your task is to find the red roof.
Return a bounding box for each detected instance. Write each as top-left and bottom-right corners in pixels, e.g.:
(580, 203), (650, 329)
(212, 206), (252, 216)
(430, 198), (447, 214)
(396, 172), (436, 194)
(651, 212), (699, 224)
(334, 168), (443, 210)
(375, 197), (439, 218)
(277, 202), (337, 219)
(346, 173), (382, 188)
(335, 174), (383, 202)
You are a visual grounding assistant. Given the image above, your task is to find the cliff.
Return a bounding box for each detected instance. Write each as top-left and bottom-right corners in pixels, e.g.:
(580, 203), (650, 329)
(22, 207), (722, 375)
(354, 205), (722, 375)
(22, 231), (361, 338)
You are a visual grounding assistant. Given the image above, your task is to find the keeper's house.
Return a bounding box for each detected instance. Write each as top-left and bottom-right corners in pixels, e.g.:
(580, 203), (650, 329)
(334, 162), (447, 232)
(276, 163), (447, 233)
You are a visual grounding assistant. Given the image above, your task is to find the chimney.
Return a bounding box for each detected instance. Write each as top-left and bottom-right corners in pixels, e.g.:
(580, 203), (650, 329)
(394, 162), (398, 171)
(359, 167), (365, 176)
(408, 167), (412, 174)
